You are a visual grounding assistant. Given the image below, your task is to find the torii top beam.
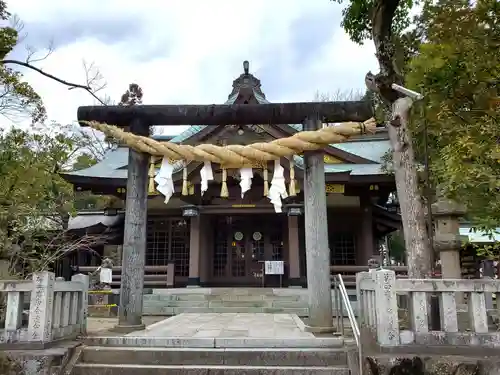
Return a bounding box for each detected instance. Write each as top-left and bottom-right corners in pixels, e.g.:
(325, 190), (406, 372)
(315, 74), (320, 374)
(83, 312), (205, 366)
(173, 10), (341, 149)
(77, 101), (373, 127)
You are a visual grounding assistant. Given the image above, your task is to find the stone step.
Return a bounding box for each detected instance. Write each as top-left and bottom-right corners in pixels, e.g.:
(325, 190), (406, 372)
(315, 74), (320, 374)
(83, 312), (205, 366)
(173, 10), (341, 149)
(207, 295), (303, 302)
(82, 335), (345, 348)
(81, 346), (348, 367)
(141, 305), (310, 316)
(144, 294), (178, 301)
(207, 300), (270, 308)
(144, 300), (210, 308)
(73, 363), (350, 375)
(150, 293), (307, 303)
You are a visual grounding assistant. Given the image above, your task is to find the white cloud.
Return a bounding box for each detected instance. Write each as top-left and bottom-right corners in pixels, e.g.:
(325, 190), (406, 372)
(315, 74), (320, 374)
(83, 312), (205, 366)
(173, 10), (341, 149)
(7, 0), (378, 135)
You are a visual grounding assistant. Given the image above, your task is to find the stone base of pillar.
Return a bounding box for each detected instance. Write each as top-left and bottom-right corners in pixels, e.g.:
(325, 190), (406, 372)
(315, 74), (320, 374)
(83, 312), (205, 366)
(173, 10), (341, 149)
(293, 315), (337, 334)
(287, 278), (305, 288)
(110, 323), (146, 334)
(187, 277), (200, 287)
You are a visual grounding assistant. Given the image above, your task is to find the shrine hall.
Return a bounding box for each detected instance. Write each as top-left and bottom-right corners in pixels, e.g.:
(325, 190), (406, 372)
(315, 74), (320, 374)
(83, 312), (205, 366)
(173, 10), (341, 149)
(60, 63), (400, 288)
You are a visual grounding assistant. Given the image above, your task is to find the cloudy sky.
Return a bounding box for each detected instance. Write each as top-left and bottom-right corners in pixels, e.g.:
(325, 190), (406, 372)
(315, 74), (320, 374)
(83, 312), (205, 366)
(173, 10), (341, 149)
(8, 0), (378, 135)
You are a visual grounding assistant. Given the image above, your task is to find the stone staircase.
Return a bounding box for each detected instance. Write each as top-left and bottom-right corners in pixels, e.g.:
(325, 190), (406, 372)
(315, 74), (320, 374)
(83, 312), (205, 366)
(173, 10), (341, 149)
(72, 344), (352, 374)
(142, 288), (358, 317)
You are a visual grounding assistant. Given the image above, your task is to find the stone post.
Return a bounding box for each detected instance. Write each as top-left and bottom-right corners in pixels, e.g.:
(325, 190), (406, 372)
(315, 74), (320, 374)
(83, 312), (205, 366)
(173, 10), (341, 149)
(72, 273), (89, 335)
(28, 271), (55, 344)
(373, 269), (400, 345)
(115, 118), (149, 332)
(432, 198), (466, 304)
(303, 115), (333, 331)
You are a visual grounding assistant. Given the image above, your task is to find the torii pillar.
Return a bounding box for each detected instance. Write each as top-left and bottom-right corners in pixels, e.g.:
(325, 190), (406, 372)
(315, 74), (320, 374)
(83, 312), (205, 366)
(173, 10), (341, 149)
(115, 118), (149, 332)
(303, 115), (333, 332)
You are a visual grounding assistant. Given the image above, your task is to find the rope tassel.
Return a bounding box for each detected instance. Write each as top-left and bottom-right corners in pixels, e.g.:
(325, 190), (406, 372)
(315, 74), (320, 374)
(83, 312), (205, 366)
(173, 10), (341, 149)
(220, 168), (229, 198)
(288, 158), (296, 197)
(148, 156), (157, 194)
(181, 163), (188, 196)
(263, 166), (269, 196)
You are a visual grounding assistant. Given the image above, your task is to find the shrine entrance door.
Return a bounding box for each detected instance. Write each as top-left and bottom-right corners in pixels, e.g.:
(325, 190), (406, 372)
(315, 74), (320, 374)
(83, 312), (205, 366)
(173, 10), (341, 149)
(211, 215), (284, 286)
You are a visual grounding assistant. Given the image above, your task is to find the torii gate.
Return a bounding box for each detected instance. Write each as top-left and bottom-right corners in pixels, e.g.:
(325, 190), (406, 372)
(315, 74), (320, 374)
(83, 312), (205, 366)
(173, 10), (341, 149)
(78, 96), (373, 333)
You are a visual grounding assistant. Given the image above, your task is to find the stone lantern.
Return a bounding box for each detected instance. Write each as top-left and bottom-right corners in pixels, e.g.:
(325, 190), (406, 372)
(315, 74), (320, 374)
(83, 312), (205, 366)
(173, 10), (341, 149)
(432, 198), (466, 280)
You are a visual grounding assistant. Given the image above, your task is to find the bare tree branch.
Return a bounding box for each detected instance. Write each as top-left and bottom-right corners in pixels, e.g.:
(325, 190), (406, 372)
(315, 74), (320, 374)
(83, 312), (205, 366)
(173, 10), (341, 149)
(25, 39), (54, 64)
(1, 59), (107, 105)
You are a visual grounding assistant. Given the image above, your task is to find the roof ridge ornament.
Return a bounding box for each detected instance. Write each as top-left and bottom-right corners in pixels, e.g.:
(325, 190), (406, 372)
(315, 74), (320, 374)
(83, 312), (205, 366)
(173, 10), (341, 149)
(228, 60), (266, 100)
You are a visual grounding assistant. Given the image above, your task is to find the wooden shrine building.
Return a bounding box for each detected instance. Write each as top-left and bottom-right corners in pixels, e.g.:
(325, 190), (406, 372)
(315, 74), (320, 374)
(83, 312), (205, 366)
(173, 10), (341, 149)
(61, 62), (400, 288)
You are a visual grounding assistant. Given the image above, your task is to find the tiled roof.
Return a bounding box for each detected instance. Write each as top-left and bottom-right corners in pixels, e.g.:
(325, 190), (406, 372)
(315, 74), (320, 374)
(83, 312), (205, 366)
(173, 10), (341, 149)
(169, 125), (208, 143)
(63, 146), (129, 179)
(334, 139), (390, 163)
(292, 155), (386, 175)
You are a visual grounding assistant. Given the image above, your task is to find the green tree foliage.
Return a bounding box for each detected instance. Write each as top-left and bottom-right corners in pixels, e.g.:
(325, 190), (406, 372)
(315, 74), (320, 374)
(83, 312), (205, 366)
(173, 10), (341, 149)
(334, 0), (500, 230)
(406, 0), (500, 230)
(0, 127), (119, 275)
(0, 1), (45, 123)
(332, 0), (417, 44)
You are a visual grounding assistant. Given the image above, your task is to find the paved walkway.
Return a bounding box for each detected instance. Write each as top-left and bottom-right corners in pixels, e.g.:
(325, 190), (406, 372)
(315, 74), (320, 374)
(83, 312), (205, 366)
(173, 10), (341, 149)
(87, 316), (165, 336)
(86, 313), (345, 348)
(127, 313), (313, 338)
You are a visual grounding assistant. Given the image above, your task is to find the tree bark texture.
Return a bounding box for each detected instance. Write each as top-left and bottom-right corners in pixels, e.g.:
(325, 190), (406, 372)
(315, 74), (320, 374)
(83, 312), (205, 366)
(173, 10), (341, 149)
(366, 0), (433, 280)
(303, 116), (333, 329)
(117, 119), (149, 330)
(387, 97), (431, 279)
(77, 100), (373, 127)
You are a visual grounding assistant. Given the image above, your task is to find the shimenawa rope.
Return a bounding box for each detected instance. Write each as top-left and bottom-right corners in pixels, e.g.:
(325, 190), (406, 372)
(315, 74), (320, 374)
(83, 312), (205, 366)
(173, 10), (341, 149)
(84, 117), (377, 168)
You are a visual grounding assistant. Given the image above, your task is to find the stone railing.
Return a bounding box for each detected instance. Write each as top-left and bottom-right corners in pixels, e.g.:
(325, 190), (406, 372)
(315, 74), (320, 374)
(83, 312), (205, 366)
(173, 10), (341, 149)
(78, 264), (174, 288)
(0, 271), (88, 348)
(357, 269), (500, 349)
(331, 265), (407, 287)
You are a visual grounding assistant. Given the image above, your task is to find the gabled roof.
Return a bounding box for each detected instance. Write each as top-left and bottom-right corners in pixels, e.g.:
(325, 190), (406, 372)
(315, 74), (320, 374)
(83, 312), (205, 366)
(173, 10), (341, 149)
(293, 134), (390, 176)
(169, 61), (270, 144)
(64, 146), (129, 180)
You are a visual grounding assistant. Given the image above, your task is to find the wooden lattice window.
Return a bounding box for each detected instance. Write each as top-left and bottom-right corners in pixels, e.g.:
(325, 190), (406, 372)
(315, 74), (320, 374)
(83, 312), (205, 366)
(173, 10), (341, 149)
(330, 233), (356, 266)
(213, 220), (228, 277)
(270, 228), (283, 261)
(146, 217), (190, 277)
(251, 233), (265, 261)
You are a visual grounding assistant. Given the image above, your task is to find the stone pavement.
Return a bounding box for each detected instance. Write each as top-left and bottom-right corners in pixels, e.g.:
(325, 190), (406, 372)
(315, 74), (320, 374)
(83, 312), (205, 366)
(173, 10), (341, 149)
(86, 316), (165, 335)
(127, 313), (315, 338)
(85, 313), (345, 348)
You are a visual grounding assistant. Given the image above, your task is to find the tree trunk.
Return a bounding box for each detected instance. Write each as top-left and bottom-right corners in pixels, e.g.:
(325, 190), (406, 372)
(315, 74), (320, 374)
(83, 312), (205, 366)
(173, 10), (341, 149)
(366, 0), (433, 280)
(387, 97), (432, 278)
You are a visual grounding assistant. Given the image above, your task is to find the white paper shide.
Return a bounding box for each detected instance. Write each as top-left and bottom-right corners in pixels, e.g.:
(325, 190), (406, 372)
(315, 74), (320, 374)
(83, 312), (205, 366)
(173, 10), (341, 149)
(200, 161), (214, 195)
(267, 160), (288, 212)
(239, 167), (253, 198)
(155, 157), (175, 204)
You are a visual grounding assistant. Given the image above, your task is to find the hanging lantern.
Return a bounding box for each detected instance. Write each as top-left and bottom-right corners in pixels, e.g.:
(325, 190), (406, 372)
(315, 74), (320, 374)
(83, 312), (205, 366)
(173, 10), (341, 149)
(181, 205), (199, 217)
(285, 203), (303, 217)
